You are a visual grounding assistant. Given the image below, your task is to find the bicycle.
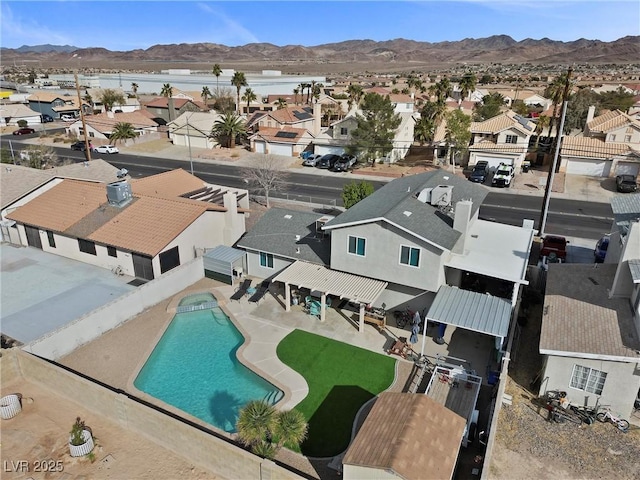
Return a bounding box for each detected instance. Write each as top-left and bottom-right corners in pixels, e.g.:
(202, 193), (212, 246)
(393, 307), (415, 328)
(596, 408), (630, 431)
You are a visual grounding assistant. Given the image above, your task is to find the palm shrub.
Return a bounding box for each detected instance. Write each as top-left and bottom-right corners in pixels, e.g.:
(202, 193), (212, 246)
(210, 113), (246, 148)
(70, 417), (87, 446)
(236, 400), (308, 459)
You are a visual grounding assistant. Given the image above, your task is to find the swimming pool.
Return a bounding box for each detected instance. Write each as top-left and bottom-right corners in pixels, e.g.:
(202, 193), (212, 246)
(134, 302), (283, 433)
(178, 292), (216, 307)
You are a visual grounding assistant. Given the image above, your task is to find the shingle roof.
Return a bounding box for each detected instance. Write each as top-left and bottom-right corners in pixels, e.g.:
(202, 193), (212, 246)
(561, 136), (632, 159)
(236, 207), (331, 265)
(324, 171), (488, 251)
(610, 194), (640, 236)
(539, 263), (640, 360)
(343, 392), (465, 480)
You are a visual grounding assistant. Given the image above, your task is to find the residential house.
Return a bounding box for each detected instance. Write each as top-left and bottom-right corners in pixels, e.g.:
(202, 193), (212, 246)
(560, 108), (640, 177)
(247, 105), (320, 155)
(249, 127), (315, 157)
(468, 110), (537, 171)
(522, 93), (553, 111)
(6, 169), (249, 281)
(26, 91), (90, 120)
(538, 215), (640, 418)
(85, 88), (139, 114)
(67, 111), (160, 144)
(342, 392), (465, 480)
(168, 111), (223, 149)
(0, 103), (43, 127)
(143, 97), (208, 124)
(365, 87), (415, 114)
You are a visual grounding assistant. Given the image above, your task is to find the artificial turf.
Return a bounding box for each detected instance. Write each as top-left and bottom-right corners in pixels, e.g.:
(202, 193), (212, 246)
(276, 329), (396, 457)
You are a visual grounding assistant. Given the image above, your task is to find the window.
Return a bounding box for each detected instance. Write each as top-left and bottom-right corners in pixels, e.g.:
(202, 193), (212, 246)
(505, 135), (518, 144)
(78, 239), (96, 255)
(46, 231), (56, 248)
(570, 364), (607, 395)
(107, 246), (117, 257)
(625, 135), (632, 143)
(400, 245), (420, 267)
(259, 252), (274, 268)
(159, 246), (180, 274)
(348, 236), (366, 256)
(609, 134), (617, 142)
(340, 127), (348, 136)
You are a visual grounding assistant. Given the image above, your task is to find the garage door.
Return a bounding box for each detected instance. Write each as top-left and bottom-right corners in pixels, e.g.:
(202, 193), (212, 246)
(566, 159), (606, 176)
(615, 162), (640, 176)
(315, 145), (345, 156)
(254, 141), (265, 154)
(269, 143), (293, 156)
(474, 155), (508, 171)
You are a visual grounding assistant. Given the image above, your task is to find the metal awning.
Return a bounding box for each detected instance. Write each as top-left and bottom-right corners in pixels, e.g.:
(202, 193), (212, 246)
(426, 285), (512, 338)
(628, 259), (640, 284)
(203, 245), (245, 278)
(272, 260), (388, 305)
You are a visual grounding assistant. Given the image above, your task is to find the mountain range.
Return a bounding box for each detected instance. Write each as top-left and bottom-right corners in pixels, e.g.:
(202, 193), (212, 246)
(2, 36), (638, 73)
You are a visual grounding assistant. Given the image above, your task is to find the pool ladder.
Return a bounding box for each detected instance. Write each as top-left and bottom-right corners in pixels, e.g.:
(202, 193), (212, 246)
(176, 301), (218, 313)
(263, 390), (283, 405)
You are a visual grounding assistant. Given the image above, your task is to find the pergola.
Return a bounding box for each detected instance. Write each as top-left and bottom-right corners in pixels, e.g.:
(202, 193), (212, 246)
(272, 260), (388, 331)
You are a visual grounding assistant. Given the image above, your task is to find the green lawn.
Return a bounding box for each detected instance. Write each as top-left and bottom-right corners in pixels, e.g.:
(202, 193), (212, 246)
(276, 329), (396, 457)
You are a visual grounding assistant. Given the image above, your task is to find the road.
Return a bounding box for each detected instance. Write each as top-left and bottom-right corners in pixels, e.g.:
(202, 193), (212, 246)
(17, 140), (616, 241)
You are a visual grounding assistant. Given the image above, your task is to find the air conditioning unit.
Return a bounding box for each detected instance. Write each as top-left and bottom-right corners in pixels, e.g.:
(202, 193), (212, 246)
(106, 181), (133, 207)
(430, 185), (453, 207)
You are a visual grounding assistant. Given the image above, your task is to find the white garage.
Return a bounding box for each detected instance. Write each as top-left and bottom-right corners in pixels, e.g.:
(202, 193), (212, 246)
(253, 141), (266, 154)
(472, 154), (511, 171)
(615, 162), (640, 176)
(268, 143), (294, 157)
(566, 158), (608, 177)
(315, 145), (345, 156)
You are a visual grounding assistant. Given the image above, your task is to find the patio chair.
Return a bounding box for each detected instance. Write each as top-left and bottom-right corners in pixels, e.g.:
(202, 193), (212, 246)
(230, 279), (252, 302)
(248, 280), (270, 303)
(308, 302), (321, 319)
(387, 337), (409, 359)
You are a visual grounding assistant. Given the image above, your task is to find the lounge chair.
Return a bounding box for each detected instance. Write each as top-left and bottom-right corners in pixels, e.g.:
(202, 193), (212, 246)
(230, 279), (252, 302)
(248, 280), (270, 303)
(387, 337), (409, 359)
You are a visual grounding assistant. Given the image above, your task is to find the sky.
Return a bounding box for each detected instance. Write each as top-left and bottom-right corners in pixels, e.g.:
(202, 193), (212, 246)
(1, 1), (639, 51)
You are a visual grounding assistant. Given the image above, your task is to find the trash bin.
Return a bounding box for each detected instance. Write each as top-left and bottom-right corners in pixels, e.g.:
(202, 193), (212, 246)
(522, 162), (530, 173)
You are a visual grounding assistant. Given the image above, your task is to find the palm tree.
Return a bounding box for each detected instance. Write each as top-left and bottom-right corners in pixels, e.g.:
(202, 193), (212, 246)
(534, 114), (550, 150)
(109, 122), (137, 145)
(544, 72), (572, 141)
(210, 112), (246, 148)
(201, 86), (212, 106)
(131, 82), (139, 97)
(242, 87), (257, 115)
(459, 72), (477, 101)
(212, 64), (222, 93)
(273, 409), (307, 450)
(293, 87), (300, 106)
(275, 97), (287, 110)
(100, 88), (126, 112)
(414, 116), (436, 146)
(160, 83), (172, 98)
(346, 84), (363, 111)
(231, 71), (247, 115)
(312, 83), (323, 104)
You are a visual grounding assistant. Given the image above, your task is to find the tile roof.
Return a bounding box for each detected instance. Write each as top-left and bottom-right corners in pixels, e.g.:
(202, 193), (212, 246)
(343, 392), (465, 480)
(561, 136), (632, 159)
(539, 263), (640, 360)
(131, 169), (205, 198)
(84, 111), (159, 132)
(587, 109), (640, 133)
(471, 110), (535, 135)
(469, 140), (527, 153)
(27, 92), (69, 102)
(252, 127), (309, 144)
(236, 207), (331, 265)
(144, 97), (196, 109)
(324, 170), (488, 252)
(1, 160), (122, 209)
(267, 106), (314, 124)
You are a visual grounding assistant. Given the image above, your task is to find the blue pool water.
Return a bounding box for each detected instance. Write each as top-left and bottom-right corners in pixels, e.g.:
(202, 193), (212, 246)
(134, 304), (283, 433)
(178, 292), (216, 306)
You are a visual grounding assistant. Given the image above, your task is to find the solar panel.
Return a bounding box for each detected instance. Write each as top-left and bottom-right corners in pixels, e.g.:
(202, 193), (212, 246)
(275, 131), (297, 138)
(514, 114), (533, 131)
(293, 112), (313, 120)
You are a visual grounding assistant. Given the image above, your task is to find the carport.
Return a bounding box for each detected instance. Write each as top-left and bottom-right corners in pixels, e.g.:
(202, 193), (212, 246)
(203, 245), (246, 285)
(419, 284), (512, 358)
(272, 260), (387, 330)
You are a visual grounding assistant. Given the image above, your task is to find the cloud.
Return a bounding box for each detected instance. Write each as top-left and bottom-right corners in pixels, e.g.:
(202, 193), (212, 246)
(1, 4), (70, 47)
(195, 2), (259, 45)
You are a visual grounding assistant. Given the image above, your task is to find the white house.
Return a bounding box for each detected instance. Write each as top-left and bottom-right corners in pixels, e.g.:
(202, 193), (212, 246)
(67, 111), (160, 142)
(168, 111), (223, 150)
(0, 104), (43, 127)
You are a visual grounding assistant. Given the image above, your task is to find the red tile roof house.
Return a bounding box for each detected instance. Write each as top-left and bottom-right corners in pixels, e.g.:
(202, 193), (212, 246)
(6, 169), (249, 281)
(66, 111), (161, 145)
(247, 105), (321, 156)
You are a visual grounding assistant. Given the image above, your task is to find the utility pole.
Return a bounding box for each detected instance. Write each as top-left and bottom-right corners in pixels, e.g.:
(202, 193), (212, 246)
(74, 72), (92, 161)
(538, 66), (572, 236)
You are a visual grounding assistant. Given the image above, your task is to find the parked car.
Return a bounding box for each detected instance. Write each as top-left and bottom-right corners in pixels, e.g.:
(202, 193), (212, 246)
(60, 114), (75, 122)
(615, 174), (637, 193)
(12, 128), (35, 135)
(594, 236), (609, 263)
(71, 141), (87, 151)
(41, 114), (54, 123)
(300, 151), (315, 160)
(302, 154), (322, 167)
(93, 145), (119, 154)
(316, 154), (341, 169)
(491, 162), (515, 187)
(332, 154), (357, 172)
(540, 235), (569, 261)
(469, 161), (490, 183)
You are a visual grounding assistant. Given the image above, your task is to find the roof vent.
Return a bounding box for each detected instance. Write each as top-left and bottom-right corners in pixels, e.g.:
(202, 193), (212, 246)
(295, 235), (301, 241)
(284, 214), (292, 219)
(106, 181), (133, 208)
(403, 211), (412, 217)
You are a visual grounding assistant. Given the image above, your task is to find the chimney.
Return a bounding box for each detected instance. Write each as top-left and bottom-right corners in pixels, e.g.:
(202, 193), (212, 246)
(586, 105), (596, 126)
(222, 191), (239, 245)
(107, 110), (115, 119)
(313, 102), (321, 136)
(452, 200), (473, 254)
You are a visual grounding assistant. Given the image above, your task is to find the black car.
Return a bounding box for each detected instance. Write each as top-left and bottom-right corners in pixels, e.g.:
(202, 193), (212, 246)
(616, 174), (637, 193)
(71, 141), (87, 151)
(41, 114), (54, 123)
(332, 154), (357, 172)
(469, 161), (489, 183)
(316, 154), (341, 169)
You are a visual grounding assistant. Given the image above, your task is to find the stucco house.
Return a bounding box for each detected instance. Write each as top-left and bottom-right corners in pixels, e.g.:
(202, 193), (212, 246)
(468, 110), (536, 171)
(143, 97), (208, 124)
(0, 103), (43, 127)
(538, 193), (640, 419)
(167, 111), (223, 150)
(249, 127), (315, 157)
(560, 108), (640, 177)
(26, 91), (90, 120)
(6, 169), (249, 281)
(67, 111), (160, 143)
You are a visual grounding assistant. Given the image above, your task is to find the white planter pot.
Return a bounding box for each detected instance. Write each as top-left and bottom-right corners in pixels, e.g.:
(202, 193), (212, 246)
(69, 430), (94, 457)
(0, 394), (22, 419)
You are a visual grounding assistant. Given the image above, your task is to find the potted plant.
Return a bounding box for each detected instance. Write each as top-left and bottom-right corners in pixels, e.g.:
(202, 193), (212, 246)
(69, 417), (94, 457)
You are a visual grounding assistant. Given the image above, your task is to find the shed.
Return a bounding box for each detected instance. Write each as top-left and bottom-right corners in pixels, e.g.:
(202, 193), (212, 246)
(203, 245), (246, 285)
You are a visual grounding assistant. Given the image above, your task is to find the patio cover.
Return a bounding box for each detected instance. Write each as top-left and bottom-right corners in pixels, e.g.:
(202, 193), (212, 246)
(203, 245), (245, 284)
(273, 260), (387, 304)
(426, 285), (512, 338)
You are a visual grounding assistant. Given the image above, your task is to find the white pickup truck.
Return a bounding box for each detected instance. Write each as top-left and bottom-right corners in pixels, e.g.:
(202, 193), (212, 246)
(491, 162), (515, 188)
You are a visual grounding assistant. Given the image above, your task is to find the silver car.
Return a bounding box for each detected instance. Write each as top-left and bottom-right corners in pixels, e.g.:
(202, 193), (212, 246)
(302, 154), (322, 166)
